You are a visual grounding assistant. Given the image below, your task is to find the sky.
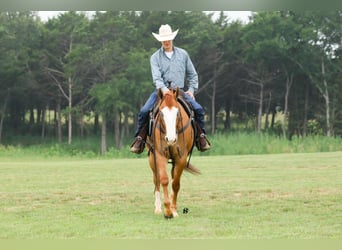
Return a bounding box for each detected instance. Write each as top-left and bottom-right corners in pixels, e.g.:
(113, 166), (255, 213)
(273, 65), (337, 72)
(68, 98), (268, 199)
(38, 11), (252, 23)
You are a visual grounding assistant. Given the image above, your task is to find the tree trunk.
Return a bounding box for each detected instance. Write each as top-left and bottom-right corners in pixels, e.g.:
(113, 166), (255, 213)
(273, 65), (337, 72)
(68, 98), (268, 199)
(211, 78), (216, 134)
(271, 109), (276, 129)
(282, 72), (293, 139)
(224, 100), (231, 130)
(29, 108), (35, 125)
(101, 115), (107, 155)
(78, 109), (85, 137)
(321, 60), (331, 137)
(264, 92), (272, 130)
(302, 82), (309, 137)
(119, 112), (125, 148)
(68, 76), (72, 144)
(56, 97), (62, 143)
(114, 111), (121, 148)
(41, 107), (46, 139)
(37, 107), (42, 125)
(94, 113), (99, 134)
(0, 90), (10, 143)
(123, 110), (129, 138)
(331, 94), (336, 136)
(257, 83), (264, 133)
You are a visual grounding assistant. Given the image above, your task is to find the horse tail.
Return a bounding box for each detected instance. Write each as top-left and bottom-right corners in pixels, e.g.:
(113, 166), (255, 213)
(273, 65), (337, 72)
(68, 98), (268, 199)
(184, 162), (201, 175)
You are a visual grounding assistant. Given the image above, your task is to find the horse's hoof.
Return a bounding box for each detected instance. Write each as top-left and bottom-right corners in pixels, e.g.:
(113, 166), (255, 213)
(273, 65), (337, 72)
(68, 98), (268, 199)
(164, 214), (173, 219)
(172, 211), (179, 217)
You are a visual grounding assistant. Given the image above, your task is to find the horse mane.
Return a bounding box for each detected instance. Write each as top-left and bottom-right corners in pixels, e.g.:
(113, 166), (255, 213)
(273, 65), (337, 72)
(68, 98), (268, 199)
(162, 91), (177, 109)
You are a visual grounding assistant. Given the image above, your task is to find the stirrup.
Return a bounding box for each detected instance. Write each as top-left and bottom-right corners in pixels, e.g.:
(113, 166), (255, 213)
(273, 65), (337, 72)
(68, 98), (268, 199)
(130, 136), (145, 154)
(197, 133), (211, 152)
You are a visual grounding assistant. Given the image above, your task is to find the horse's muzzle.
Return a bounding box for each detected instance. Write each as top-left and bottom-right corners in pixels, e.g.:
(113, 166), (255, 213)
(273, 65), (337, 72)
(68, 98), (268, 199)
(165, 136), (177, 145)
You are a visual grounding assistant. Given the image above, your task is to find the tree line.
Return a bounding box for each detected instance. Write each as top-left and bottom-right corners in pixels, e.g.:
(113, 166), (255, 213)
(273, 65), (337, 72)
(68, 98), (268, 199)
(0, 11), (341, 152)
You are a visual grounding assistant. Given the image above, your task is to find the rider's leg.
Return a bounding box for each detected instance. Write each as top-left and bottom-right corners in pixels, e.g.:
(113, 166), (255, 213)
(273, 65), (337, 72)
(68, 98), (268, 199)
(130, 90), (158, 154)
(183, 95), (211, 152)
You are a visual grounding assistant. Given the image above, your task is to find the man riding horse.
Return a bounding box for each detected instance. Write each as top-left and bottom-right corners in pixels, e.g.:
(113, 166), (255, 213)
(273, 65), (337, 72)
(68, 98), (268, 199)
(130, 24), (211, 154)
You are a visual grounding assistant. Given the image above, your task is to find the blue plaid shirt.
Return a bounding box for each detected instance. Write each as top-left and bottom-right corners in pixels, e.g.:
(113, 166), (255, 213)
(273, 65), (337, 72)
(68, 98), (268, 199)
(150, 46), (198, 94)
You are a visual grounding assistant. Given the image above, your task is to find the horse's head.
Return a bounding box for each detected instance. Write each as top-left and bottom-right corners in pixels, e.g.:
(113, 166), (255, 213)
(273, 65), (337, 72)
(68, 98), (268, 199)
(158, 88), (180, 145)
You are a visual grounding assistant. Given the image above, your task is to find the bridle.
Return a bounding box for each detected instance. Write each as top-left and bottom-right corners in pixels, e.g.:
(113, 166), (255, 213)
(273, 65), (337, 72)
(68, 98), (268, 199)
(154, 99), (192, 156)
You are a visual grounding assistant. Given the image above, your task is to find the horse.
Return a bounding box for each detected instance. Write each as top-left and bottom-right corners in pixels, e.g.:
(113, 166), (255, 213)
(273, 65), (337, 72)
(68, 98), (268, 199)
(146, 87), (201, 219)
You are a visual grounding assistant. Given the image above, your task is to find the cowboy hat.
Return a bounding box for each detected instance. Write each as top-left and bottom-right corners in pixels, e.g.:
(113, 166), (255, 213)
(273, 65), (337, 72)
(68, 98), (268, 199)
(152, 24), (179, 42)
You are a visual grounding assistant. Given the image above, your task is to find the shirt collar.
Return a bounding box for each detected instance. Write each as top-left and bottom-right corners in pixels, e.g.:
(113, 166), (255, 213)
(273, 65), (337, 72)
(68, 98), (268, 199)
(161, 46), (176, 53)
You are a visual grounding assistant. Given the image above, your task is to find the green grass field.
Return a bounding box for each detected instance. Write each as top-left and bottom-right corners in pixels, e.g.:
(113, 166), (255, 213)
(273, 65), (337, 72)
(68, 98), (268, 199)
(1, 152), (342, 239)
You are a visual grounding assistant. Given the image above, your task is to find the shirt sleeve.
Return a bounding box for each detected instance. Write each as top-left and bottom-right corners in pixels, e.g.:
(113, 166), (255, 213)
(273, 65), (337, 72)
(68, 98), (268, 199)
(185, 53), (198, 94)
(150, 52), (169, 93)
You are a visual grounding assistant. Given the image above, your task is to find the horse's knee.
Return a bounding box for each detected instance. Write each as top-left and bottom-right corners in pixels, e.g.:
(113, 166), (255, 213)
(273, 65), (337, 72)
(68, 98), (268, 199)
(172, 176), (180, 188)
(160, 175), (169, 186)
(172, 181), (180, 193)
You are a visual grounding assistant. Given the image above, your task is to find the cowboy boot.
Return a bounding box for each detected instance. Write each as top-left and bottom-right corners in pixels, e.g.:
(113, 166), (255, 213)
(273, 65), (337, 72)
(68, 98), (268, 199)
(195, 123), (211, 152)
(130, 124), (148, 154)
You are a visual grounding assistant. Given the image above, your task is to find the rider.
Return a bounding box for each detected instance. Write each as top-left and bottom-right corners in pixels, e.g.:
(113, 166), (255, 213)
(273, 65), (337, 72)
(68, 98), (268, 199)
(130, 24), (211, 154)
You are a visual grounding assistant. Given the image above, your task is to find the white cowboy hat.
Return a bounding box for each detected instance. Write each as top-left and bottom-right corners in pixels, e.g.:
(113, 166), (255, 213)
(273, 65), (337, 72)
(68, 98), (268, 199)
(152, 24), (179, 42)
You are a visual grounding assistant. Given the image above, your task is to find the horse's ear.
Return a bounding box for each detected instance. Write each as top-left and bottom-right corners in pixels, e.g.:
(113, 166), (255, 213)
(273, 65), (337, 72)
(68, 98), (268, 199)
(175, 87), (179, 98)
(158, 88), (163, 99)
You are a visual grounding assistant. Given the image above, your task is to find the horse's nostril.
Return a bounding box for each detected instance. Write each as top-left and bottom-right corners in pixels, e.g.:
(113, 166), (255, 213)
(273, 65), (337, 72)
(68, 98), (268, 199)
(165, 137), (177, 145)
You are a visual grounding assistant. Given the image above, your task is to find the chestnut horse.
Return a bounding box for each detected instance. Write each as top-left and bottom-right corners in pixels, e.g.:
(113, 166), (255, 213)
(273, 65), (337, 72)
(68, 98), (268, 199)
(147, 88), (200, 219)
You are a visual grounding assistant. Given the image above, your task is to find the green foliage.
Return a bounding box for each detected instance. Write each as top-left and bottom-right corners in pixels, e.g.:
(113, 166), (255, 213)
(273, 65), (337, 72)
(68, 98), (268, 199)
(1, 133), (342, 159)
(0, 10), (341, 147)
(199, 132), (342, 156)
(89, 82), (117, 116)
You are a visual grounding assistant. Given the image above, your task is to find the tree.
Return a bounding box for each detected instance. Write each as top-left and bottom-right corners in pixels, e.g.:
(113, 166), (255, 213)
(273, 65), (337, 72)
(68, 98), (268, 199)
(241, 12), (284, 133)
(88, 11), (149, 152)
(1, 10), (341, 146)
(289, 11), (342, 136)
(0, 12), (43, 142)
(43, 11), (90, 144)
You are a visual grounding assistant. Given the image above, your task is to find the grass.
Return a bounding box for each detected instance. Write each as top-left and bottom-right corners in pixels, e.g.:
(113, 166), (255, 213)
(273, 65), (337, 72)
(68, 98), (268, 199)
(210, 132), (342, 155)
(1, 133), (342, 159)
(1, 152), (342, 239)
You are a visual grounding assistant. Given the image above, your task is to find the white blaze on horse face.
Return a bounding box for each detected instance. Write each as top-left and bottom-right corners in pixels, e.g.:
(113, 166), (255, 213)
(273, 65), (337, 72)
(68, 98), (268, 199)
(161, 106), (179, 145)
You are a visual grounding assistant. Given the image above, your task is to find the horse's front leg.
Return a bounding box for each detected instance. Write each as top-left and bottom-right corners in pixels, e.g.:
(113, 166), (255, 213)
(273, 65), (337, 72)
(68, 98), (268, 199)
(170, 183), (179, 218)
(154, 189), (162, 214)
(150, 155), (162, 214)
(160, 166), (173, 219)
(170, 161), (185, 218)
(150, 154), (172, 218)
